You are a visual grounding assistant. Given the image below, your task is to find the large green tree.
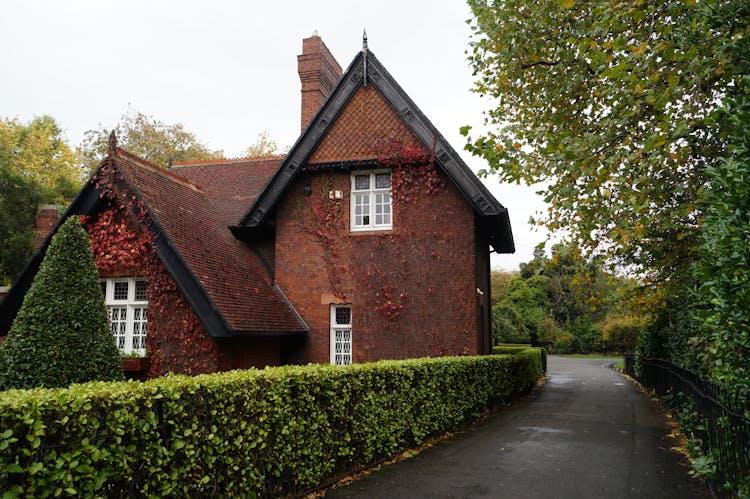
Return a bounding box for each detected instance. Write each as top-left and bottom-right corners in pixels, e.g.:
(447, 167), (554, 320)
(464, 0), (749, 281)
(0, 167), (41, 284)
(0, 218), (123, 389)
(692, 79), (750, 399)
(244, 130), (287, 158)
(79, 108), (224, 172)
(0, 116), (84, 284)
(0, 116), (83, 203)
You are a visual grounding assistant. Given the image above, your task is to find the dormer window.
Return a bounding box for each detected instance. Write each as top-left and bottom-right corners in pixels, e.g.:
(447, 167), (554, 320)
(351, 171), (392, 231)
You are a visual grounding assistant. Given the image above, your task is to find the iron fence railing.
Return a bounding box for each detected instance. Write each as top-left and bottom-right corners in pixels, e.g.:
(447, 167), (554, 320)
(638, 357), (750, 495)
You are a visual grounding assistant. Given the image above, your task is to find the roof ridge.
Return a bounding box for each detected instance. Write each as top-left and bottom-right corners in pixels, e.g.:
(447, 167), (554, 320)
(173, 155), (285, 167)
(116, 148), (203, 192)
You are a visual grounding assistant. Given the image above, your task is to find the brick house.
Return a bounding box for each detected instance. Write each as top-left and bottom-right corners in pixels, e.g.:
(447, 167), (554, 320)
(0, 36), (513, 376)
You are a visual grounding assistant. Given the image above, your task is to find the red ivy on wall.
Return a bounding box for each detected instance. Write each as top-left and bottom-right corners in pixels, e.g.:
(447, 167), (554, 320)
(377, 137), (444, 204)
(83, 161), (219, 377)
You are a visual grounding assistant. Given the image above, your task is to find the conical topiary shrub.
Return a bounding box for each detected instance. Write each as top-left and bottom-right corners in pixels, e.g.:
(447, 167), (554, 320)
(0, 217), (123, 389)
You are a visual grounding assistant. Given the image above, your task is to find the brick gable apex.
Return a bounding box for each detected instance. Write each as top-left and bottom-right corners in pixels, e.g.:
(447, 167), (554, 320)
(239, 49), (514, 254)
(307, 85), (423, 163)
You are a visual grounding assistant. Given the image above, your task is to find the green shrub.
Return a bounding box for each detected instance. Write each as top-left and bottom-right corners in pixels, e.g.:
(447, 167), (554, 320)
(567, 317), (602, 353)
(0, 218), (122, 389)
(491, 304), (530, 344)
(600, 313), (644, 353)
(0, 352), (543, 497)
(552, 331), (574, 354)
(491, 345), (528, 355)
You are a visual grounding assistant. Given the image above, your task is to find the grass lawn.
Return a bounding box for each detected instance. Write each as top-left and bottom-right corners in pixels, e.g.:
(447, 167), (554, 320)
(563, 353), (624, 360)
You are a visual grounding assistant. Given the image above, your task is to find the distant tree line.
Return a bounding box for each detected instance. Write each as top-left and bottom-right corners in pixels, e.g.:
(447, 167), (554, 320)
(492, 242), (643, 354)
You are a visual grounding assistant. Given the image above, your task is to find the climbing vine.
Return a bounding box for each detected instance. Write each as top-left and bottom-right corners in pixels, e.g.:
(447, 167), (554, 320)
(83, 158), (219, 376)
(365, 267), (407, 324)
(293, 172), (350, 300)
(377, 137), (444, 204)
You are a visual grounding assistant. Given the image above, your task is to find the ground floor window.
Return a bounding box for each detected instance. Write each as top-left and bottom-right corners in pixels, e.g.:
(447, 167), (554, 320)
(101, 278), (148, 355)
(330, 305), (352, 365)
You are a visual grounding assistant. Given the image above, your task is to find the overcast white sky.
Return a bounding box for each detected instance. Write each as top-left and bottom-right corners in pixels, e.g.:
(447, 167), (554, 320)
(0, 0), (551, 271)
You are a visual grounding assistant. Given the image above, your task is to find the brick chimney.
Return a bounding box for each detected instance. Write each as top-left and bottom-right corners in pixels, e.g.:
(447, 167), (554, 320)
(33, 204), (58, 252)
(297, 34), (343, 132)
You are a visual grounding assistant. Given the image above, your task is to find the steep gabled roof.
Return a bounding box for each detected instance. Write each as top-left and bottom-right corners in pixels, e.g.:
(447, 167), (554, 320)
(0, 148), (307, 337)
(238, 50), (514, 253)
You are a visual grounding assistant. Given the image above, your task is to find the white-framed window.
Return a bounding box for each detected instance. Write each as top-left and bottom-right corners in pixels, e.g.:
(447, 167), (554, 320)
(351, 171), (392, 231)
(330, 305), (352, 365)
(101, 278), (148, 355)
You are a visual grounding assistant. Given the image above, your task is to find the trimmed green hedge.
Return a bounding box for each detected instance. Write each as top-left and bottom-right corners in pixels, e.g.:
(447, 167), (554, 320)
(0, 350), (543, 497)
(494, 346), (546, 373)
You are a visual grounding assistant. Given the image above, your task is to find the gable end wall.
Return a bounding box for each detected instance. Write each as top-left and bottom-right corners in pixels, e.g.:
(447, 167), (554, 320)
(275, 169), (480, 364)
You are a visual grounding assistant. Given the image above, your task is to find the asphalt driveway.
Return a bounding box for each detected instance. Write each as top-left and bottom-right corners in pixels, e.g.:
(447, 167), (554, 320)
(327, 356), (710, 498)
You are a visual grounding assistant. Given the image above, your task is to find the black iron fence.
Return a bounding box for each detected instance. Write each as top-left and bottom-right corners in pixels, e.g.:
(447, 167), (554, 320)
(639, 358), (750, 495)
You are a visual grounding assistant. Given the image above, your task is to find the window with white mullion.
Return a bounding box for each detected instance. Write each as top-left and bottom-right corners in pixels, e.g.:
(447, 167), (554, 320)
(351, 171), (392, 231)
(110, 307), (128, 350)
(102, 278), (148, 355)
(132, 307), (147, 351)
(330, 305), (352, 365)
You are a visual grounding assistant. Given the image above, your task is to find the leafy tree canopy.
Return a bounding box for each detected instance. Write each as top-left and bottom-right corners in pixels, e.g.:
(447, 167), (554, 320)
(490, 269), (518, 306)
(79, 108), (224, 172)
(244, 130), (287, 158)
(0, 217), (123, 389)
(0, 115), (83, 203)
(0, 167), (41, 284)
(0, 115), (83, 284)
(464, 0), (750, 281)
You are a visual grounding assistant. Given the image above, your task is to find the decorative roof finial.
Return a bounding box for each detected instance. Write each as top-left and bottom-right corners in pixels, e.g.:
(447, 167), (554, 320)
(108, 130), (117, 156)
(363, 29), (369, 87)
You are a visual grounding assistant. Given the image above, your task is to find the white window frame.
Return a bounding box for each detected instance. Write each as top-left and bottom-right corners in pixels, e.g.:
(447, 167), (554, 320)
(102, 278), (148, 355)
(350, 170), (392, 231)
(330, 305), (352, 365)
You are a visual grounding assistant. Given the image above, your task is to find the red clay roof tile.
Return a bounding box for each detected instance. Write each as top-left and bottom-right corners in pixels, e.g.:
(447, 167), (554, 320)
(113, 153), (304, 334)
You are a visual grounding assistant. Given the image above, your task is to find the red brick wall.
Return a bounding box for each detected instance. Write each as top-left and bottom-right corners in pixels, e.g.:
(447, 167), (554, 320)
(275, 168), (479, 364)
(218, 336), (284, 370)
(33, 205), (58, 252)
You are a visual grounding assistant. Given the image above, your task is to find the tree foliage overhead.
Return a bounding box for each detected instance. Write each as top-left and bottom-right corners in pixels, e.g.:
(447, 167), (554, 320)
(79, 108), (224, 172)
(464, 0), (750, 278)
(0, 218), (123, 390)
